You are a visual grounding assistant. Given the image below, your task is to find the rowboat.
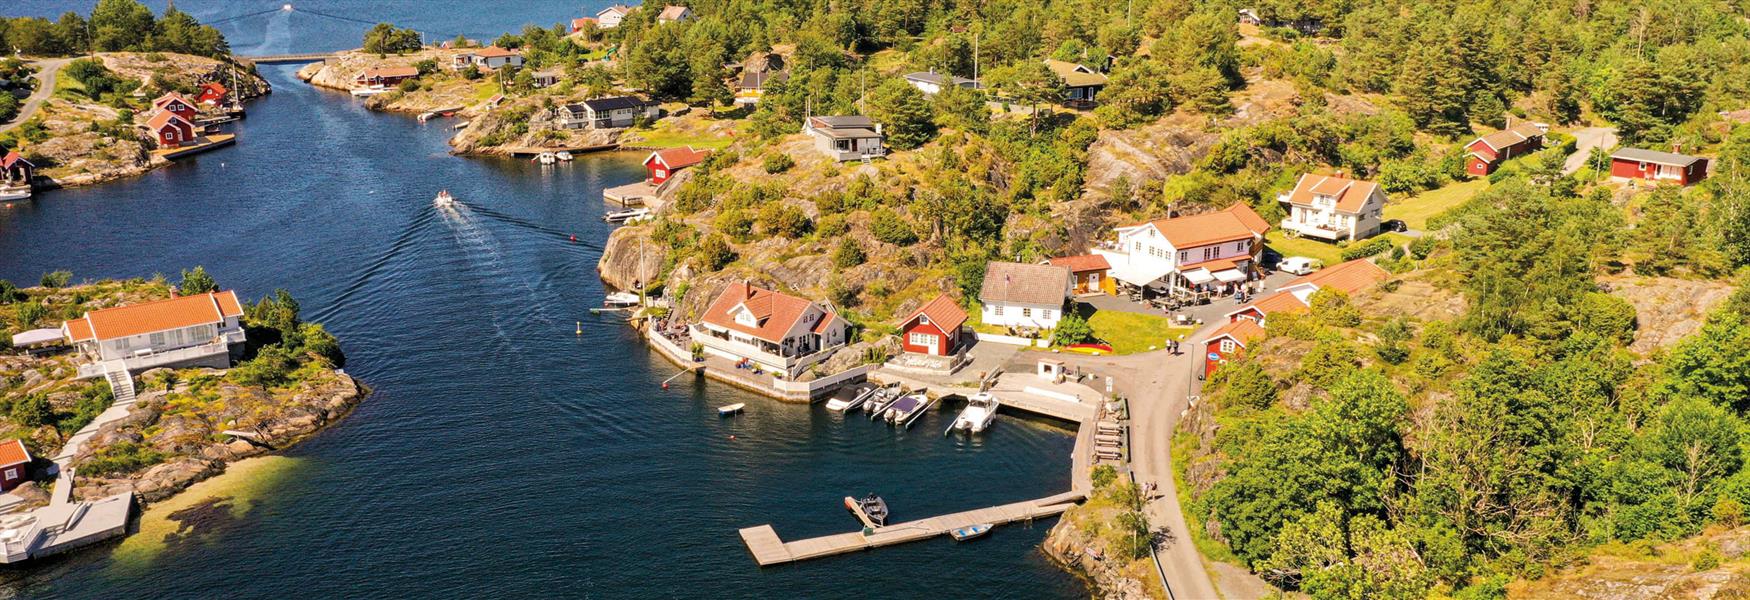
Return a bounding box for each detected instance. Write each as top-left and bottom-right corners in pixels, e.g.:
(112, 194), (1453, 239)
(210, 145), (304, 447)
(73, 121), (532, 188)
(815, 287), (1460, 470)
(950, 523), (992, 541)
(717, 403), (745, 416)
(844, 494), (889, 527)
(555, 151), (574, 161)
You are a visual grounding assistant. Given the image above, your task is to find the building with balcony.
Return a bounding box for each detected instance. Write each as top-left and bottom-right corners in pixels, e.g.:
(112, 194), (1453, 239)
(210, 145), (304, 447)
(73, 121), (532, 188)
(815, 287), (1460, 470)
(1276, 173), (1386, 241)
(548, 96), (660, 130)
(1092, 203), (1271, 297)
(804, 116), (885, 161)
(1610, 147), (1708, 186)
(692, 282), (849, 377)
(62, 290), (248, 380)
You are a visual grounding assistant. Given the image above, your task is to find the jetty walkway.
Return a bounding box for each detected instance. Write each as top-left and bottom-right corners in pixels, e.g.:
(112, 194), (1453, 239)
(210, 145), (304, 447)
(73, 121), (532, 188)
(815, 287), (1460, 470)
(739, 490), (1087, 566)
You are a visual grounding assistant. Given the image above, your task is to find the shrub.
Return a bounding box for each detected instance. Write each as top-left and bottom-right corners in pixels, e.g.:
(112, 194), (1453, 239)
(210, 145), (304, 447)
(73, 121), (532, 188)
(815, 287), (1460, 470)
(1408, 235), (1438, 260)
(832, 238), (865, 268)
(698, 235), (736, 270)
(1309, 289), (1361, 328)
(13, 302), (47, 328)
(758, 203), (810, 238)
(1570, 292), (1637, 345)
(1213, 361), (1277, 410)
(9, 393), (51, 428)
(762, 152), (795, 174)
(1340, 237), (1393, 261)
(1051, 312), (1094, 346)
(1694, 549), (1722, 571)
(870, 209), (918, 246)
(228, 344), (299, 389)
(39, 270), (71, 288)
(712, 209), (756, 242)
(83, 442), (167, 476)
(179, 265), (218, 295)
(397, 78), (420, 93)
(1091, 464), (1118, 489)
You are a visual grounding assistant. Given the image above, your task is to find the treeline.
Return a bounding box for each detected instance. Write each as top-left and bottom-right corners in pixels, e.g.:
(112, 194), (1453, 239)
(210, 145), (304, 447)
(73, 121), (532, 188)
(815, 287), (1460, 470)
(0, 0), (228, 58)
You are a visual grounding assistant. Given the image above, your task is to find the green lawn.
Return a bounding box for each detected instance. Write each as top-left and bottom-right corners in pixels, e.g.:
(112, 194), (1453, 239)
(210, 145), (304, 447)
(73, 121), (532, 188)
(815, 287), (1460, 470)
(1385, 179), (1488, 230)
(1085, 307), (1197, 354)
(1265, 230), (1345, 265)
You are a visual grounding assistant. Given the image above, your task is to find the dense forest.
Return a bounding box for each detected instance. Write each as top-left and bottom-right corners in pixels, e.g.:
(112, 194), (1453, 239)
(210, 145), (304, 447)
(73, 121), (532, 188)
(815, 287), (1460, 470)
(0, 0), (228, 58)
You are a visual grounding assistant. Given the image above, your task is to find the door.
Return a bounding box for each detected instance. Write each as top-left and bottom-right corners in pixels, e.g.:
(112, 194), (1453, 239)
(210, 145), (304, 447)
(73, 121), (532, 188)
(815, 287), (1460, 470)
(1087, 272), (1100, 293)
(909, 332), (940, 355)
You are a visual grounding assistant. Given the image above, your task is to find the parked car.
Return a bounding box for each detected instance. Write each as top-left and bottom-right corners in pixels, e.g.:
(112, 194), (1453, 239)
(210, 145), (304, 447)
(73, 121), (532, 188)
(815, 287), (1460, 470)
(1279, 256), (1323, 275)
(1382, 219), (1409, 233)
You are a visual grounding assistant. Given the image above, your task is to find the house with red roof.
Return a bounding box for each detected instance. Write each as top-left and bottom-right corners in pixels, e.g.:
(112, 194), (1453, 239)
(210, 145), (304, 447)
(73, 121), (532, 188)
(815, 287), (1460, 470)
(691, 282), (850, 376)
(1047, 254), (1113, 296)
(1611, 147), (1708, 186)
(196, 82), (230, 107)
(571, 16), (598, 32)
(355, 66), (419, 89)
(1465, 122), (1545, 176)
(1225, 259), (1390, 325)
(0, 440), (29, 492)
(1, 151), (32, 185)
(1092, 203), (1270, 297)
(643, 147), (711, 185)
(152, 92), (198, 122)
(62, 290), (248, 379)
(899, 294), (969, 356)
(1276, 173), (1387, 241)
(146, 109), (197, 149)
(1202, 318), (1265, 379)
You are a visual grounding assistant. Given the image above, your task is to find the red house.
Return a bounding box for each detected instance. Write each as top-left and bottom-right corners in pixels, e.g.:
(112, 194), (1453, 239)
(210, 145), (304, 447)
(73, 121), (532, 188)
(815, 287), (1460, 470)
(899, 293), (968, 356)
(197, 82), (229, 107)
(0, 439), (31, 492)
(147, 109), (197, 148)
(1, 151), (33, 184)
(643, 146), (712, 185)
(1611, 147), (1708, 186)
(152, 92), (198, 122)
(1202, 318), (1264, 379)
(1465, 122), (1545, 176)
(571, 16), (598, 32)
(355, 66), (419, 88)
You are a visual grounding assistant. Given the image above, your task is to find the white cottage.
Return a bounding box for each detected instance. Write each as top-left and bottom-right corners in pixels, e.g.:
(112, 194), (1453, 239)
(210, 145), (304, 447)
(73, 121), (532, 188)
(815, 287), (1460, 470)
(62, 290), (248, 379)
(978, 261), (1072, 330)
(1276, 173), (1387, 241)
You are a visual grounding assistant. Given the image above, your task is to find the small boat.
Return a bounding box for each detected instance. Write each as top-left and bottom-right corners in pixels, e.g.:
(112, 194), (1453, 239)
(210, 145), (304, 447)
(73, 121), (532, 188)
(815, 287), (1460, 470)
(602, 291), (641, 307)
(602, 207), (649, 223)
(952, 392), (1000, 434)
(555, 151), (574, 161)
(717, 403), (745, 416)
(433, 190), (455, 207)
(0, 185), (31, 203)
(453, 121), (471, 130)
(844, 494), (889, 527)
(824, 383), (877, 412)
(884, 394), (924, 425)
(533, 152), (557, 165)
(950, 523), (992, 541)
(867, 387), (901, 420)
(349, 87), (388, 97)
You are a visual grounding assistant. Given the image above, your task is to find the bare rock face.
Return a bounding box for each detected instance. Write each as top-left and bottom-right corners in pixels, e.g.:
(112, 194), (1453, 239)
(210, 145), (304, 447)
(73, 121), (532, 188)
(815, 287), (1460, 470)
(1043, 516), (1154, 600)
(1082, 117), (1220, 203)
(598, 226), (667, 292)
(818, 336), (901, 374)
(9, 482), (50, 509)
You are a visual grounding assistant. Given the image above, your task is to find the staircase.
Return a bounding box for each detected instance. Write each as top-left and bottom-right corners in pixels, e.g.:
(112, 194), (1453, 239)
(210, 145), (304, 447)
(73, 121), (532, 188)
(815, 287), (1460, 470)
(101, 362), (135, 406)
(51, 363), (137, 466)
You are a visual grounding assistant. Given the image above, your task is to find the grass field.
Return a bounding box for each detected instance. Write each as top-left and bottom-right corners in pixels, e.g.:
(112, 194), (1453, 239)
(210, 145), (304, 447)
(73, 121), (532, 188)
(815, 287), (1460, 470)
(1267, 231), (1417, 266)
(1385, 179), (1488, 230)
(1086, 307), (1197, 354)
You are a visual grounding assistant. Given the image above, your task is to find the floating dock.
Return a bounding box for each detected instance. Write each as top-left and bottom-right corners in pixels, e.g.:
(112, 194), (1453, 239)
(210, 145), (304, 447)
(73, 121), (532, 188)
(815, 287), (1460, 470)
(738, 490), (1086, 567)
(151, 134), (236, 160)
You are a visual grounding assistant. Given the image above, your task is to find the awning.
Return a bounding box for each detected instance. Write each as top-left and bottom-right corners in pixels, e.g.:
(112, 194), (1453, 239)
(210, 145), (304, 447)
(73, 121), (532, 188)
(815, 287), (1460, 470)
(1213, 269), (1246, 283)
(1111, 262), (1175, 286)
(1182, 269), (1215, 285)
(10, 329), (63, 347)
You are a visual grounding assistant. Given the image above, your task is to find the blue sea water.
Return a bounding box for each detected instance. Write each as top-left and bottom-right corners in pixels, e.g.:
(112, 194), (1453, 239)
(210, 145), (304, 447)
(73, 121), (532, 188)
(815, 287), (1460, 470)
(0, 3), (1084, 598)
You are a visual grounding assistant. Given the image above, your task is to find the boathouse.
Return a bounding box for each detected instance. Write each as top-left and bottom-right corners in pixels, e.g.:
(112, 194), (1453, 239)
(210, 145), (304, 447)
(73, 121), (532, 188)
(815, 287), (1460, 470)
(0, 440), (29, 492)
(152, 92), (198, 122)
(62, 290), (247, 378)
(146, 110), (197, 149)
(197, 82), (229, 107)
(643, 147), (712, 185)
(1202, 318), (1265, 379)
(899, 294), (968, 357)
(1, 151), (32, 184)
(355, 66), (419, 89)
(692, 282), (849, 377)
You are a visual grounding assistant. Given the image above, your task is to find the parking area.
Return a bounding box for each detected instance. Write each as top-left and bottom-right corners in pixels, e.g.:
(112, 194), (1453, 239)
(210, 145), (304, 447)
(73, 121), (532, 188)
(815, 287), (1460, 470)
(1084, 270), (1298, 330)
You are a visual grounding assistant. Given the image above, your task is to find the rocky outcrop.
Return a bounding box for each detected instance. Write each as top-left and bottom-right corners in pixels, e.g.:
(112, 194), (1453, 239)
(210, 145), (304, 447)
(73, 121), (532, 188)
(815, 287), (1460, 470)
(1043, 515), (1154, 600)
(598, 226), (668, 292)
(818, 336), (900, 374)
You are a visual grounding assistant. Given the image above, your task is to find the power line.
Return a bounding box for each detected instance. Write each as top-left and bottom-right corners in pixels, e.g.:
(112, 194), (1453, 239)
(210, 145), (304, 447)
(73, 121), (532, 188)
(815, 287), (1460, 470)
(206, 7), (284, 25)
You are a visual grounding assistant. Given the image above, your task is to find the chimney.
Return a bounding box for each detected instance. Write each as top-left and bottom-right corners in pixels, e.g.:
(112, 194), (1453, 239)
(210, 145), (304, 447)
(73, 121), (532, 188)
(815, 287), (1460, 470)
(1673, 142), (1683, 154)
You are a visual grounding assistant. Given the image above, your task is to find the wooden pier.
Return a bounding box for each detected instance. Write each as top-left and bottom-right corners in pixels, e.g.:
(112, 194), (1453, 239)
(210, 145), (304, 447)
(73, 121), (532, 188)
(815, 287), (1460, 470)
(738, 490), (1086, 567)
(500, 144), (618, 157)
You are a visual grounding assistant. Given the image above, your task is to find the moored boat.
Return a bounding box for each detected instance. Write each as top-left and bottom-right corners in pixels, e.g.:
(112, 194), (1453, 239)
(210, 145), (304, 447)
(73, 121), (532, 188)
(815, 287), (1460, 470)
(884, 393), (925, 425)
(824, 382), (877, 412)
(952, 392), (1000, 434)
(603, 291), (641, 307)
(717, 403), (745, 416)
(602, 207), (649, 223)
(950, 523), (992, 541)
(844, 493), (889, 527)
(555, 151), (574, 161)
(0, 185), (31, 204)
(534, 152), (557, 165)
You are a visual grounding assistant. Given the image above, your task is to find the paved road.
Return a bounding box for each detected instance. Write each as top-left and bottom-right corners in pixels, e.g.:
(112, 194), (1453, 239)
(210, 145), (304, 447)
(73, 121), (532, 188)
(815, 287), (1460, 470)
(1563, 126), (1618, 176)
(1, 57), (73, 134)
(1051, 346), (1225, 600)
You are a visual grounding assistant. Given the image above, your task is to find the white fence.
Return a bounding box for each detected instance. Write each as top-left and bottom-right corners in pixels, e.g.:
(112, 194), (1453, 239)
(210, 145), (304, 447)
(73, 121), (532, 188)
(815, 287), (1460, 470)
(975, 332), (1049, 348)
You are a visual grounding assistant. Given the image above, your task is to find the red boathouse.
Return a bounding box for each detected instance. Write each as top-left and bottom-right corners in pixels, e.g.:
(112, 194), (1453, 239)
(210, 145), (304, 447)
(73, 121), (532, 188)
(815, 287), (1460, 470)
(643, 147), (712, 185)
(147, 110), (197, 148)
(899, 293), (968, 356)
(1202, 318), (1264, 379)
(152, 92), (198, 122)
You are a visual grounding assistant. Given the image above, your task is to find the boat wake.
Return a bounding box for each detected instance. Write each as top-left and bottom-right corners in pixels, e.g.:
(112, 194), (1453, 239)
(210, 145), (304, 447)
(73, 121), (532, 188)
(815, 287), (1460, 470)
(308, 205), (438, 324)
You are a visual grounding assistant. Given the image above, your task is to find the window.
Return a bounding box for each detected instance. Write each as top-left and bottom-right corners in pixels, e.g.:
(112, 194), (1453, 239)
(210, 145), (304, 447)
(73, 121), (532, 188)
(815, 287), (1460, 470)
(1203, 247), (1215, 260)
(909, 332), (936, 347)
(993, 305), (1003, 316)
(1178, 251), (1188, 262)
(1022, 308), (1032, 318)
(1219, 340), (1236, 353)
(1042, 309), (1053, 319)
(1133, 241), (1141, 253)
(919, 315), (930, 325)
(3, 468), (14, 481)
(150, 332), (165, 346)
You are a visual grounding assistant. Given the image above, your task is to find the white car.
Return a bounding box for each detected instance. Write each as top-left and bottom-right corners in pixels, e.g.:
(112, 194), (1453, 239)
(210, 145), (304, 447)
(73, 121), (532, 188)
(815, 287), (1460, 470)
(1278, 256), (1323, 275)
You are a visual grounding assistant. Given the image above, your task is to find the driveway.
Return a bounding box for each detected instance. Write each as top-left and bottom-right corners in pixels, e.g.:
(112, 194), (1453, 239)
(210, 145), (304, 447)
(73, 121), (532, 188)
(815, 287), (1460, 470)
(1563, 126), (1618, 176)
(1, 57), (72, 134)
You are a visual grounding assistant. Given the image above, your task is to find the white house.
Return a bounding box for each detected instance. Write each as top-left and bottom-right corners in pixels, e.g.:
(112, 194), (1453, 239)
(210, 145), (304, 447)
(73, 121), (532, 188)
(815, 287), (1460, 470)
(596, 5), (635, 28)
(452, 46), (524, 70)
(657, 5), (692, 23)
(1276, 173), (1387, 241)
(62, 290), (248, 380)
(549, 96), (660, 129)
(804, 116), (885, 161)
(1092, 203), (1271, 296)
(692, 282), (850, 377)
(903, 70), (977, 96)
(978, 261), (1072, 330)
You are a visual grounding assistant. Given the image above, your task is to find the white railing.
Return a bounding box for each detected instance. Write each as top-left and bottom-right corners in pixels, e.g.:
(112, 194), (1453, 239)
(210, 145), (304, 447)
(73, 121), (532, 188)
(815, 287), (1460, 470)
(773, 364), (873, 395)
(77, 337), (234, 378)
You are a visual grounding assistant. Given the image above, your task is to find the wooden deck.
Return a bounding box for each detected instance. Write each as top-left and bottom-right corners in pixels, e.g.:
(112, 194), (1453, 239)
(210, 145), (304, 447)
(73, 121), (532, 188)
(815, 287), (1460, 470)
(499, 144), (618, 157)
(151, 134), (236, 160)
(738, 490), (1086, 567)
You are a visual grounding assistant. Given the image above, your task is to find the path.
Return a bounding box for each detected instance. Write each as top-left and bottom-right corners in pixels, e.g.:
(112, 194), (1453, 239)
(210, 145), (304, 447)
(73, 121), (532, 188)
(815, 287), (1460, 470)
(1, 57), (72, 134)
(1563, 126), (1618, 176)
(1048, 348), (1225, 599)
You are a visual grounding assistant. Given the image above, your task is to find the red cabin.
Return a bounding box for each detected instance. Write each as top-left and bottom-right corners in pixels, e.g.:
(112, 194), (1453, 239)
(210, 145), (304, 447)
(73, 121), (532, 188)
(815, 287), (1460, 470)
(152, 92), (198, 122)
(643, 146), (712, 185)
(0, 439), (31, 492)
(148, 110), (197, 148)
(899, 293), (968, 356)
(1, 151), (33, 184)
(1611, 148), (1708, 186)
(1202, 318), (1264, 379)
(1465, 122), (1544, 176)
(197, 82), (229, 107)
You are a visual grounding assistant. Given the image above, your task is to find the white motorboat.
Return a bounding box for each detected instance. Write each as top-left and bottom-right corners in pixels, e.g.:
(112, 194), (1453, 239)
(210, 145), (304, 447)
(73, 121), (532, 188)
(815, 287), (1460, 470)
(602, 207), (649, 223)
(717, 403), (745, 416)
(952, 393), (1000, 434)
(533, 152), (557, 165)
(555, 151), (574, 161)
(349, 87), (389, 97)
(433, 190), (455, 207)
(824, 383), (878, 412)
(603, 291), (641, 307)
(0, 185), (31, 203)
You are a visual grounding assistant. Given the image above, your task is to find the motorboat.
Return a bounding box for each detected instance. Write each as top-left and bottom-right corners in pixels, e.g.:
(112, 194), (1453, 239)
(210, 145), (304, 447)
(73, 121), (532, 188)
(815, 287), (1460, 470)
(952, 393), (1000, 434)
(950, 523), (992, 541)
(0, 184), (30, 203)
(717, 403), (745, 416)
(602, 291), (641, 307)
(349, 87), (388, 97)
(602, 207), (649, 223)
(555, 151), (574, 161)
(844, 493), (889, 527)
(533, 152), (557, 165)
(433, 190), (455, 207)
(866, 387), (901, 420)
(824, 383), (877, 412)
(884, 393), (931, 427)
